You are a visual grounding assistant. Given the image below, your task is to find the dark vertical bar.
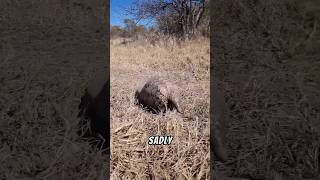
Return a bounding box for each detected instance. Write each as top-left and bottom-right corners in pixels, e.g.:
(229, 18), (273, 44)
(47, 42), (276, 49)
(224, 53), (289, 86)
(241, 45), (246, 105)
(210, 0), (230, 179)
(0, 0), (110, 179)
(211, 0), (320, 179)
(105, 0), (111, 178)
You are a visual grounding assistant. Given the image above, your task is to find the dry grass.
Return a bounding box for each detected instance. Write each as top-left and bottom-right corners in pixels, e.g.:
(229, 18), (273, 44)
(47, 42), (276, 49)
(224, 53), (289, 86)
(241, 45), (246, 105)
(0, 31), (109, 180)
(0, 1), (109, 179)
(0, 37), (109, 180)
(110, 37), (210, 179)
(212, 0), (320, 179)
(1, 0), (320, 179)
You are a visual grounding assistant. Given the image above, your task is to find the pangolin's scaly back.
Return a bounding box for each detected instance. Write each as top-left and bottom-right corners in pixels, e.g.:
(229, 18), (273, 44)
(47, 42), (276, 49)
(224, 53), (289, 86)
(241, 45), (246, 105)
(135, 77), (181, 114)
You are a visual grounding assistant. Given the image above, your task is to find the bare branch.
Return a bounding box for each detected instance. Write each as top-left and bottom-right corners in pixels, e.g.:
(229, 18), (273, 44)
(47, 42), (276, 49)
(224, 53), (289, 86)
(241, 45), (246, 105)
(125, 0), (209, 38)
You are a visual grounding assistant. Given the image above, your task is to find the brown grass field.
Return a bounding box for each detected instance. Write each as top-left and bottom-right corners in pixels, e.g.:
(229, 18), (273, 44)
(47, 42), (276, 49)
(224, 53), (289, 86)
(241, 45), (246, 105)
(110, 38), (210, 179)
(212, 0), (320, 179)
(0, 0), (319, 180)
(0, 1), (109, 179)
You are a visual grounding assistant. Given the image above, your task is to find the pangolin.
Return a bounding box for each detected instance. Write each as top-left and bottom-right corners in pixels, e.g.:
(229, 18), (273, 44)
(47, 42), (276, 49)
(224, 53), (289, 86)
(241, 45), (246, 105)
(135, 77), (182, 114)
(78, 75), (109, 151)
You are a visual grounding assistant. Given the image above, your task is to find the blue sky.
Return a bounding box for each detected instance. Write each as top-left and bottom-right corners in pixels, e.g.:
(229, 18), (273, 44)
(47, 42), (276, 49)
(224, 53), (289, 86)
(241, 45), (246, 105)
(110, 0), (132, 27)
(110, 0), (154, 27)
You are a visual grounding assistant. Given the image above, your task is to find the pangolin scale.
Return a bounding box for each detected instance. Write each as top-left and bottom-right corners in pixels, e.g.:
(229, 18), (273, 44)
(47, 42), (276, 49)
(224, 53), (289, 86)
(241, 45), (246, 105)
(135, 77), (182, 114)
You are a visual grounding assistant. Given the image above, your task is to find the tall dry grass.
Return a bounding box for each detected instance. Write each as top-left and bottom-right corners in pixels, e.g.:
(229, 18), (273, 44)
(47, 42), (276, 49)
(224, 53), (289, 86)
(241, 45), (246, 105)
(110, 37), (210, 179)
(0, 1), (109, 179)
(212, 0), (320, 179)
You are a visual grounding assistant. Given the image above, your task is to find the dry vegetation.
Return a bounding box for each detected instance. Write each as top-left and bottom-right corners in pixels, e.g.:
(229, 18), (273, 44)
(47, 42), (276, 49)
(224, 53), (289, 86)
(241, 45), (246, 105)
(212, 0), (320, 179)
(1, 0), (320, 179)
(0, 0), (108, 179)
(110, 37), (210, 179)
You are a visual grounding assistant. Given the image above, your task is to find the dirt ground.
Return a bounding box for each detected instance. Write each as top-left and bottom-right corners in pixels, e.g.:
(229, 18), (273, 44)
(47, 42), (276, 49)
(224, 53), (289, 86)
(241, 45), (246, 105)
(0, 1), (109, 179)
(212, 0), (320, 179)
(110, 38), (210, 179)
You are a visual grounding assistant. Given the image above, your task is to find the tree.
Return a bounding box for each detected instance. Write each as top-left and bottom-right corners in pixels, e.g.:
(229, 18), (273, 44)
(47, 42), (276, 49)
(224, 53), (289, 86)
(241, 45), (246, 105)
(122, 19), (147, 38)
(110, 25), (123, 38)
(127, 0), (208, 38)
(123, 19), (136, 36)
